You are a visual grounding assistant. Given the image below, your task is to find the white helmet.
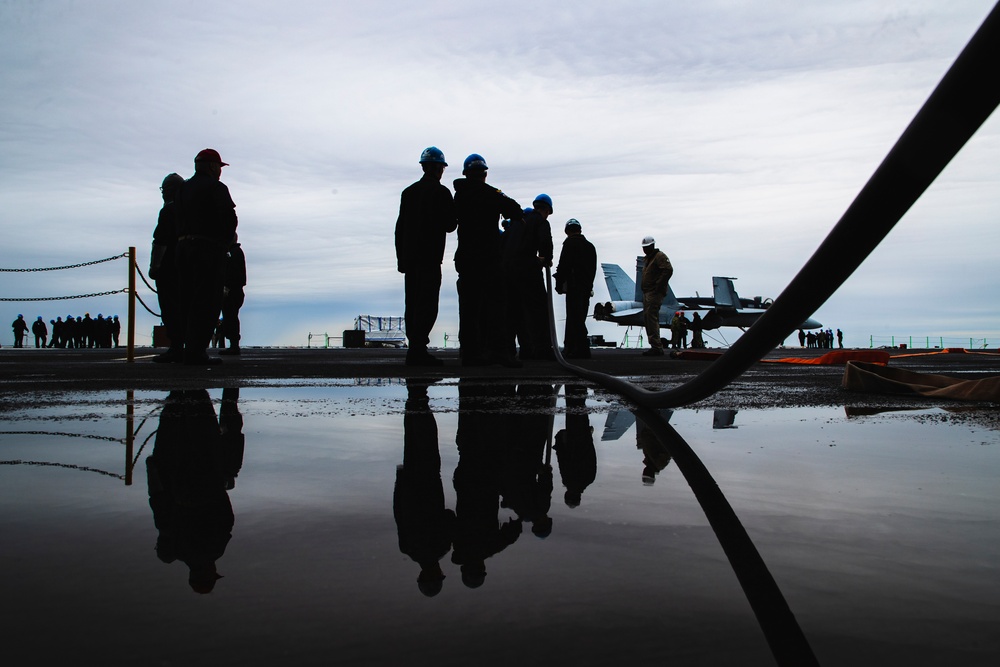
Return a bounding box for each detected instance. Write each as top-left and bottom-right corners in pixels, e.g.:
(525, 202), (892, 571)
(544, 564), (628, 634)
(641, 236), (655, 247)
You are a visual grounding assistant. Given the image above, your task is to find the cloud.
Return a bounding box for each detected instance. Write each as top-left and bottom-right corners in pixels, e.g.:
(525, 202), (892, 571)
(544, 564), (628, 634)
(2, 1), (997, 348)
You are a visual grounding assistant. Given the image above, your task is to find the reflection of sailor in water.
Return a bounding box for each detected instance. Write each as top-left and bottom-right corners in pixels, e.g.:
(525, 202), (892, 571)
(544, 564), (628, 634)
(636, 413), (672, 485)
(553, 384), (596, 508)
(394, 381), (455, 597)
(451, 381), (522, 588)
(499, 383), (555, 538)
(146, 388), (244, 593)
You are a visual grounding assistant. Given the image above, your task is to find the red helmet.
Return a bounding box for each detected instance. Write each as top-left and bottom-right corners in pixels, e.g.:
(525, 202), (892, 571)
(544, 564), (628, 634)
(194, 148), (229, 166)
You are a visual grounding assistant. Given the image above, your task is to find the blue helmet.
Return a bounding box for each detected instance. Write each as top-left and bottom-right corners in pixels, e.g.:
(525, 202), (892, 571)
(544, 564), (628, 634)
(533, 193), (553, 213)
(463, 153), (488, 173)
(419, 146), (447, 166)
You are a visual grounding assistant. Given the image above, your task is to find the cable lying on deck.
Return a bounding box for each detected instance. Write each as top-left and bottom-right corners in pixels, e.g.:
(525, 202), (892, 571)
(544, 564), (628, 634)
(548, 2), (1000, 409)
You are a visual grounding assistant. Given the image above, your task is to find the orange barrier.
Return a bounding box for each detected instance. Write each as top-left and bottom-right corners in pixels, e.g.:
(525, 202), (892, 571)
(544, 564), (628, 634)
(765, 350), (891, 366)
(843, 360), (1000, 401)
(890, 348), (1000, 358)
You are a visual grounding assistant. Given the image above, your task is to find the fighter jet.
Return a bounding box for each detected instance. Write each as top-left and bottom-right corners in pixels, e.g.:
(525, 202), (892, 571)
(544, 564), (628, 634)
(592, 256), (822, 331)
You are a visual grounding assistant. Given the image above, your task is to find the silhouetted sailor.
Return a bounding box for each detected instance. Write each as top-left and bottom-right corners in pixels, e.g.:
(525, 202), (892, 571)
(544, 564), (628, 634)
(501, 194), (555, 361)
(174, 148), (238, 365)
(640, 236), (673, 357)
(395, 147), (457, 366)
(453, 154), (523, 367)
(690, 312), (706, 349)
(394, 380), (455, 596)
(31, 316), (47, 348)
(553, 218), (597, 359)
(48, 318), (60, 348)
(11, 314), (27, 347)
(81, 313), (94, 348)
(150, 172), (186, 363)
(219, 234), (246, 356)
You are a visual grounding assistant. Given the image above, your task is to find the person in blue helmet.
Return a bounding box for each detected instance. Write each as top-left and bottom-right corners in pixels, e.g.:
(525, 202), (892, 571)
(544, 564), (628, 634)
(501, 193), (555, 360)
(453, 154), (523, 366)
(11, 314), (28, 347)
(395, 146), (457, 366)
(554, 218), (597, 359)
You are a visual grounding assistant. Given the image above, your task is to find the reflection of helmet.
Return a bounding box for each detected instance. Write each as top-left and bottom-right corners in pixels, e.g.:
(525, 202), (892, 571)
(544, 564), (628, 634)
(532, 193), (553, 213)
(642, 236), (655, 247)
(419, 146), (447, 166)
(417, 561), (445, 597)
(532, 516), (553, 538)
(463, 153), (488, 173)
(188, 566), (223, 594)
(418, 579), (444, 597)
(564, 489), (582, 508)
(460, 562), (487, 588)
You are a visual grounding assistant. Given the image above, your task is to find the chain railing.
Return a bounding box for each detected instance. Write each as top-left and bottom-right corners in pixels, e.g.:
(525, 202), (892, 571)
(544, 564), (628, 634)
(1, 247), (143, 361)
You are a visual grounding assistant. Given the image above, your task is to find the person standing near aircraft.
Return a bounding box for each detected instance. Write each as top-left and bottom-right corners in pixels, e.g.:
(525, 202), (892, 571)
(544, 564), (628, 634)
(690, 312), (706, 348)
(554, 218), (597, 359)
(640, 236), (673, 357)
(174, 149), (238, 366)
(395, 147), (457, 366)
(453, 153), (523, 366)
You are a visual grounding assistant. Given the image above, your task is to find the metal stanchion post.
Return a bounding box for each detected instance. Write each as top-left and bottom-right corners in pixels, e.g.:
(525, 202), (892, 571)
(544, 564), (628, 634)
(127, 246), (136, 363)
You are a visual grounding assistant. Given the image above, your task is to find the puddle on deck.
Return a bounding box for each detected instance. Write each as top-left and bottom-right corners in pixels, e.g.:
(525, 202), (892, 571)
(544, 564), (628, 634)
(1, 380), (998, 666)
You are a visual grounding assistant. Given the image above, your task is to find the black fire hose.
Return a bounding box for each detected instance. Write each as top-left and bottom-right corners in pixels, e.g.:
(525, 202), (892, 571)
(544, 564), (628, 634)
(548, 1), (1000, 409)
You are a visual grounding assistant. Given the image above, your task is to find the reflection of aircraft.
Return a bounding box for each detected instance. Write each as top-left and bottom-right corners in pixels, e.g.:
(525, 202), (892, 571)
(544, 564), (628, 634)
(592, 257), (823, 331)
(601, 409), (738, 440)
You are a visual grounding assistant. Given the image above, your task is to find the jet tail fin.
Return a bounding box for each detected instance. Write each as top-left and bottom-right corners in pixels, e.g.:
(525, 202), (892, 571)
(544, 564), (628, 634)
(712, 277), (741, 309)
(601, 263), (636, 302)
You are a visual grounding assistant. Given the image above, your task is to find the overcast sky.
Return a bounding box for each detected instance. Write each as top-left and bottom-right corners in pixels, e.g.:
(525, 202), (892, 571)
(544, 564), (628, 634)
(2, 1), (997, 349)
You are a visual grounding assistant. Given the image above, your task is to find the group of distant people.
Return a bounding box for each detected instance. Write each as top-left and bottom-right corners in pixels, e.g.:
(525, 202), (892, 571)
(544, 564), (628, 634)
(396, 147), (603, 367)
(149, 149), (246, 365)
(10, 313), (120, 349)
(652, 310), (709, 351)
(798, 327), (843, 348)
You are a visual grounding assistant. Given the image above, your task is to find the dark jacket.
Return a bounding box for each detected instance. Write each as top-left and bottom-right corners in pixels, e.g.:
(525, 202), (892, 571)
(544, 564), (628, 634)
(225, 243), (247, 287)
(395, 174), (457, 273)
(453, 178), (522, 274)
(501, 209), (553, 272)
(641, 249), (673, 296)
(554, 234), (597, 294)
(177, 172), (238, 245)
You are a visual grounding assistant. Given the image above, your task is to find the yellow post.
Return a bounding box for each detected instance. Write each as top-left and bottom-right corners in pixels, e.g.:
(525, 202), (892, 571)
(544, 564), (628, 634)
(127, 246), (136, 362)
